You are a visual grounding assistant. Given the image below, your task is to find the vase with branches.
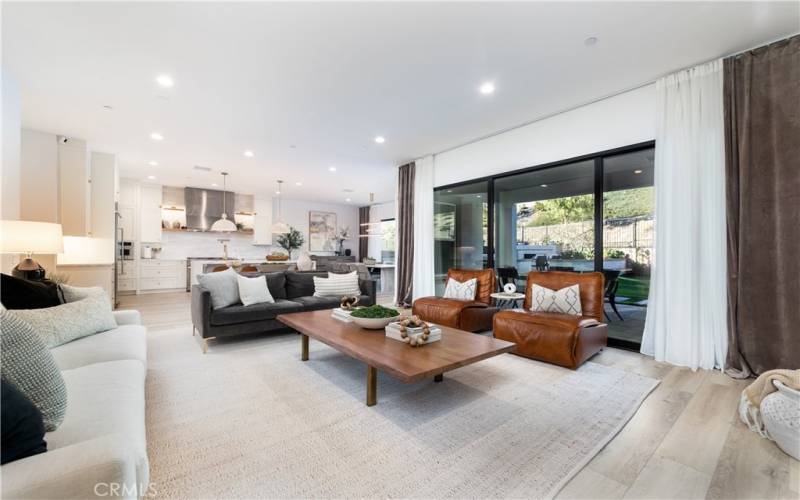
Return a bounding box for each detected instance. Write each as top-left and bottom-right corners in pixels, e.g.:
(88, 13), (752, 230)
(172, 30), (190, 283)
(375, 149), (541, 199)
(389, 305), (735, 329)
(335, 226), (350, 255)
(275, 227), (305, 259)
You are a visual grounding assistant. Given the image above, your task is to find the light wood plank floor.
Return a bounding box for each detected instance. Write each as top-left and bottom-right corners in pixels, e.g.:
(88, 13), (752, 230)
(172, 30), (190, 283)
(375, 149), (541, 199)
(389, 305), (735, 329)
(120, 291), (799, 499)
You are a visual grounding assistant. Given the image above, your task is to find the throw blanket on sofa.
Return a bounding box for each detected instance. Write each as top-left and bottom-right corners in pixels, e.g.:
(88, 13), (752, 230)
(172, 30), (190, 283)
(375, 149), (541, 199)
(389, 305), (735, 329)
(739, 369), (800, 438)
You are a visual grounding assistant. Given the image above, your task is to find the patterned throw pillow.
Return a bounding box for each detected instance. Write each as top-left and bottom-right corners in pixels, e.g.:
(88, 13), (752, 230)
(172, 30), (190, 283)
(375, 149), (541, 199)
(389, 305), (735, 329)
(443, 277), (477, 301)
(0, 311), (67, 431)
(59, 284), (105, 303)
(313, 271), (361, 298)
(530, 284), (583, 316)
(7, 293), (118, 348)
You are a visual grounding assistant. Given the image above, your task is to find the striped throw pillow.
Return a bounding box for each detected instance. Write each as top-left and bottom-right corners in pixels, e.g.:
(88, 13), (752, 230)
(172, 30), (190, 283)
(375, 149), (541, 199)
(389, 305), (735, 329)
(313, 271), (361, 298)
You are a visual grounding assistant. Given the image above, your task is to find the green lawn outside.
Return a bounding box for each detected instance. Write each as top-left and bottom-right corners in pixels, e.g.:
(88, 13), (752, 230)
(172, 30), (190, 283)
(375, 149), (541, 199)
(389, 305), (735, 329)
(616, 276), (650, 304)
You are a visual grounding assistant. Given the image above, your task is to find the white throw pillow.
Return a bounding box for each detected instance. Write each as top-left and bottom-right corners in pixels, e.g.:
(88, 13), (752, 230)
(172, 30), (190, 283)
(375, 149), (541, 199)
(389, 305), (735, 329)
(443, 277), (477, 301)
(313, 271), (361, 298)
(530, 283), (583, 316)
(197, 267), (240, 309)
(7, 293), (118, 348)
(237, 274), (274, 306)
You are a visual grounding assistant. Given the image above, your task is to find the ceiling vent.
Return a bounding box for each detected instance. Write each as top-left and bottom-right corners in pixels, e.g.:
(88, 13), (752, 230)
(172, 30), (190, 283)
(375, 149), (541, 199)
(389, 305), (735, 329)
(193, 165), (212, 172)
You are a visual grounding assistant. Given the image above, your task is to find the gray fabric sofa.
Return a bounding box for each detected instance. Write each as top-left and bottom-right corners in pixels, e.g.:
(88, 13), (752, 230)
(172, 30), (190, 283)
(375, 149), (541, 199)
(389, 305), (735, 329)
(1, 310), (148, 500)
(191, 270), (375, 351)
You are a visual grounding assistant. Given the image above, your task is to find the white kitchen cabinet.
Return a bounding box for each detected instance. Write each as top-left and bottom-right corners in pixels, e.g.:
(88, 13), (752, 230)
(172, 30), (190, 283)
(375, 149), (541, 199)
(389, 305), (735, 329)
(89, 152), (117, 239)
(117, 205), (136, 242)
(119, 179), (138, 206)
(139, 260), (186, 291)
(58, 137), (90, 236)
(139, 183), (162, 243)
(252, 196), (273, 245)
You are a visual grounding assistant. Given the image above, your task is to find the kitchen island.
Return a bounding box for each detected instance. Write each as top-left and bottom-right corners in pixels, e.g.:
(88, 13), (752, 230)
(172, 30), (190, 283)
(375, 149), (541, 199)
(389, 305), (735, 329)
(186, 257), (297, 291)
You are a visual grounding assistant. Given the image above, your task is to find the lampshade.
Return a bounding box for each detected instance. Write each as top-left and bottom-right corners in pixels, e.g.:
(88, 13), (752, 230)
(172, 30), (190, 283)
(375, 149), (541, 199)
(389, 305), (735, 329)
(210, 213), (237, 232)
(271, 220), (290, 234)
(0, 220), (64, 254)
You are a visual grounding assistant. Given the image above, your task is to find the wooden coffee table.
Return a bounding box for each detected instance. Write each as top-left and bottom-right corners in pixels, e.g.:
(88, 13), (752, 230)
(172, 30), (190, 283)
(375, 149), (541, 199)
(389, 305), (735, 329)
(277, 309), (516, 406)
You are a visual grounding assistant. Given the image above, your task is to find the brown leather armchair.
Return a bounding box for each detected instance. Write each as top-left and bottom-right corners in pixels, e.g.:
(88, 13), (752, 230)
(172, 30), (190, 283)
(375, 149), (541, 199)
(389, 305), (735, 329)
(493, 271), (608, 369)
(412, 268), (498, 332)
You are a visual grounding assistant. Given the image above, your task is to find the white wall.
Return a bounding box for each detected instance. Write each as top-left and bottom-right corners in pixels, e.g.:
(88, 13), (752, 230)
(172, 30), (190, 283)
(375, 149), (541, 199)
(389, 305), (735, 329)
(277, 198), (360, 257)
(434, 85), (656, 187)
(1, 71), (22, 273)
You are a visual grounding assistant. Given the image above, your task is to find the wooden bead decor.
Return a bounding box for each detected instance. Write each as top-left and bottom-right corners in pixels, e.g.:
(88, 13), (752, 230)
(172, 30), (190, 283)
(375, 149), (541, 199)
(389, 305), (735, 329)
(340, 296), (360, 310)
(397, 315), (431, 347)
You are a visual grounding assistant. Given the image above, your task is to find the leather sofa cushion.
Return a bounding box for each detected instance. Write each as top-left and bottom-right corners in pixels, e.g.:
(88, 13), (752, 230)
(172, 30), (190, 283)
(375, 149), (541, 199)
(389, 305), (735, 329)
(210, 299), (304, 326)
(412, 297), (488, 329)
(523, 271), (604, 322)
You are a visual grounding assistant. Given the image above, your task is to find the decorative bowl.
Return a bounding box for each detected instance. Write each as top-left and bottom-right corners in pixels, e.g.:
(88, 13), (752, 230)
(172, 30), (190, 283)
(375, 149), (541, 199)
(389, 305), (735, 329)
(266, 254), (289, 261)
(351, 315), (401, 330)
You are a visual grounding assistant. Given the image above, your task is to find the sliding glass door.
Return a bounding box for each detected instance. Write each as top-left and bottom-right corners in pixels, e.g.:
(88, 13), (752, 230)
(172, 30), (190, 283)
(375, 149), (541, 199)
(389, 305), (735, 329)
(433, 142), (655, 348)
(433, 181), (489, 295)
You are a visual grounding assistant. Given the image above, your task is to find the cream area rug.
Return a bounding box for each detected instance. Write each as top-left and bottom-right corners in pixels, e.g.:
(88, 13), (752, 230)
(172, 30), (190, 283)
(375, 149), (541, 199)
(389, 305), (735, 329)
(145, 327), (658, 499)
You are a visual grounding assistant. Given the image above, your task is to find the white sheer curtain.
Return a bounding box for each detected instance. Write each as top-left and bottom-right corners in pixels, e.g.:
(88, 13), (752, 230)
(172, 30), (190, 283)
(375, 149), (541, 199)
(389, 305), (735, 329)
(641, 59), (728, 370)
(412, 155), (435, 299)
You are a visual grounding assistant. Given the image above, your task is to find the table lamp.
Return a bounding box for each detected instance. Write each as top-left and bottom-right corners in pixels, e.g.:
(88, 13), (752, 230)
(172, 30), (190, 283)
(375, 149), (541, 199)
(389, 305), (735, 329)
(0, 220), (64, 280)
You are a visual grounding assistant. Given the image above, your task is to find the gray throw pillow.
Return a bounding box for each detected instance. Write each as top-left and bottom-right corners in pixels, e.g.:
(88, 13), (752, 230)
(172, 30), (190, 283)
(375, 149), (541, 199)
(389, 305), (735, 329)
(0, 311), (68, 431)
(8, 293), (118, 348)
(197, 267), (240, 309)
(59, 284), (105, 303)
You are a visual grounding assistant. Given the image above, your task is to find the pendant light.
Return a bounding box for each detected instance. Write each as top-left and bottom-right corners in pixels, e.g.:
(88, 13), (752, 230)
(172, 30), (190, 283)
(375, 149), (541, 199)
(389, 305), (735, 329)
(271, 180), (290, 234)
(210, 172), (237, 232)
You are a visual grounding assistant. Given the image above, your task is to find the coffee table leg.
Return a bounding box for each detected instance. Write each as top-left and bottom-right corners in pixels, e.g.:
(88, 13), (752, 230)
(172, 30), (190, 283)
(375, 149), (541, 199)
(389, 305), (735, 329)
(434, 373), (444, 383)
(366, 365), (377, 406)
(301, 334), (309, 361)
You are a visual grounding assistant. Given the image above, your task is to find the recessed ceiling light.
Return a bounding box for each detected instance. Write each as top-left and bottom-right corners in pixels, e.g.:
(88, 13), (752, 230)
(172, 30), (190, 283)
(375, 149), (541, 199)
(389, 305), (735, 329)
(374, 136), (385, 144)
(345, 198), (352, 202)
(243, 150), (254, 158)
(156, 74), (174, 88)
(148, 160), (158, 166)
(329, 166), (337, 172)
(275, 190), (281, 195)
(150, 132), (163, 141)
(584, 37), (598, 47)
(540, 184), (548, 187)
(295, 182), (303, 186)
(634, 169), (643, 174)
(211, 183), (218, 187)
(479, 82), (495, 95)
(147, 175), (156, 180)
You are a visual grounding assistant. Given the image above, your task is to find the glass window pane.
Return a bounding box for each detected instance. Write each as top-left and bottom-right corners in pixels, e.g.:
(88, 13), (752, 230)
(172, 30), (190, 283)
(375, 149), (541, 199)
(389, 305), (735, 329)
(434, 181), (489, 295)
(602, 147), (655, 344)
(494, 160), (595, 283)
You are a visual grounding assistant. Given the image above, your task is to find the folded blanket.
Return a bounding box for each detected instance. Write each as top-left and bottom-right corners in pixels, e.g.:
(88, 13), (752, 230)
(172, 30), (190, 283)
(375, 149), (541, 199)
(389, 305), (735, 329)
(739, 369), (800, 438)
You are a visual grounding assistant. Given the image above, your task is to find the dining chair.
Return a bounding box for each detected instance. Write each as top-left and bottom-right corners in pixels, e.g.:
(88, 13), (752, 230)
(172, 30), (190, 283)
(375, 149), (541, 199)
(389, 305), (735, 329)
(602, 270), (624, 321)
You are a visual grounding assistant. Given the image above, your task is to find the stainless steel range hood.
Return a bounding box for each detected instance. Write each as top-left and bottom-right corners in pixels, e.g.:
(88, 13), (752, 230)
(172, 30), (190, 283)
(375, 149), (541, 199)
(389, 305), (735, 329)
(184, 187), (235, 231)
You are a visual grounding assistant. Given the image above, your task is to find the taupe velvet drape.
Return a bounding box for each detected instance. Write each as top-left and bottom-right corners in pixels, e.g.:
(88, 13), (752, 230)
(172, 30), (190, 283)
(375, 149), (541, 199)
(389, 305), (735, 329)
(358, 206), (369, 261)
(395, 162), (415, 307)
(724, 35), (800, 377)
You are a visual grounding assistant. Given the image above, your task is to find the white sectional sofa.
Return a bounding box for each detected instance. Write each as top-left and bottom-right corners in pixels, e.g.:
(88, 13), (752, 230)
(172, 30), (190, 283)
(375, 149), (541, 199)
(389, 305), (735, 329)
(2, 310), (149, 500)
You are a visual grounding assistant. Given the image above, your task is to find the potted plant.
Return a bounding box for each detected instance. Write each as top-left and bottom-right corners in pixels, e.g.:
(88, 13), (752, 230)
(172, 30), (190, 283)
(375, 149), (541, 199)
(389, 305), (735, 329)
(275, 226), (305, 260)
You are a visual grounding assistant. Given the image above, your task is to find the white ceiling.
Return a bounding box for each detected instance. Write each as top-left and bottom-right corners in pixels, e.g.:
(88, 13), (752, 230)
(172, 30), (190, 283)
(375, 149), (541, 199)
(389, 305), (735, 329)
(3, 2), (797, 204)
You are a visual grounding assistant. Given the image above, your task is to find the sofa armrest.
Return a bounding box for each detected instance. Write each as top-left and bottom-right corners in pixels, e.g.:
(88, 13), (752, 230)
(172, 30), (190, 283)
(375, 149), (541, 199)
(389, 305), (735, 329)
(1, 434), (145, 499)
(359, 278), (376, 306)
(191, 285), (213, 338)
(112, 310), (141, 326)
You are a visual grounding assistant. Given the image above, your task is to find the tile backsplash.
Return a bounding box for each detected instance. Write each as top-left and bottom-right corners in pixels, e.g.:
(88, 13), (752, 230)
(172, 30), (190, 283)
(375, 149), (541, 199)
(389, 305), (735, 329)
(154, 231), (274, 260)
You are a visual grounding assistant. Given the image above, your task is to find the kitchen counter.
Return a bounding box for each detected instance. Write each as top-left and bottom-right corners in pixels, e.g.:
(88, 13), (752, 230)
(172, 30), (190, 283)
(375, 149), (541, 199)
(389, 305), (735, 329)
(186, 257), (298, 291)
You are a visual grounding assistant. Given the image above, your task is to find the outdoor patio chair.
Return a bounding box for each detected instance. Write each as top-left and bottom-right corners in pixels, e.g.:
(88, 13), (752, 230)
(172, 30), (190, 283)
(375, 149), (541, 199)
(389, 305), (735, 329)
(603, 270), (624, 321)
